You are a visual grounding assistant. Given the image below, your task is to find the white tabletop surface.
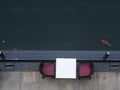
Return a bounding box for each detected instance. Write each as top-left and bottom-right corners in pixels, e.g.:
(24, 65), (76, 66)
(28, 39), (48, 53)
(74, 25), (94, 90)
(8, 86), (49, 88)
(56, 58), (77, 79)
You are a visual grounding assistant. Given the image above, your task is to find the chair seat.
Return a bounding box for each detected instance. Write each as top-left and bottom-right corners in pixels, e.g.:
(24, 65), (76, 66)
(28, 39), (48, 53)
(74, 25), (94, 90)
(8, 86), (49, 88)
(79, 64), (91, 76)
(42, 63), (55, 76)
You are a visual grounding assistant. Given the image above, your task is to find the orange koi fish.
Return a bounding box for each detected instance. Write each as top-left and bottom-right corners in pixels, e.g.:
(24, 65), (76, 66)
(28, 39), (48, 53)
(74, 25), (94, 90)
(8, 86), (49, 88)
(101, 40), (112, 46)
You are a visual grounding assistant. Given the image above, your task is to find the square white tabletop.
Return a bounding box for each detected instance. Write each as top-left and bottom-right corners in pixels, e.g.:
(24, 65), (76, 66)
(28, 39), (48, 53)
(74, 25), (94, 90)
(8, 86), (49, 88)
(55, 58), (77, 79)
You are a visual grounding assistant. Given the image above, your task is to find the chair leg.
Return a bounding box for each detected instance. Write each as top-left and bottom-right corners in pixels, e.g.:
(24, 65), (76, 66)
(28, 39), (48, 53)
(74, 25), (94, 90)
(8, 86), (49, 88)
(42, 76), (44, 79)
(52, 77), (54, 79)
(89, 76), (91, 79)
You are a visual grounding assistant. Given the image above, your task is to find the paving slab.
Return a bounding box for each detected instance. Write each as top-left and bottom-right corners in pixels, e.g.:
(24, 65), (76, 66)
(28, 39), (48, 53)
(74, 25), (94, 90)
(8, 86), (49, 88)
(97, 72), (117, 90)
(78, 72), (98, 90)
(58, 79), (78, 90)
(0, 72), (3, 90)
(20, 72), (40, 90)
(1, 72), (20, 90)
(116, 72), (120, 90)
(40, 77), (59, 90)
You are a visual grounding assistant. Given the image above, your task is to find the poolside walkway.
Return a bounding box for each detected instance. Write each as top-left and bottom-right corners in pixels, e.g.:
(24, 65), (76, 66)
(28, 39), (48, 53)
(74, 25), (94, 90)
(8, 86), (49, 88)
(0, 72), (120, 90)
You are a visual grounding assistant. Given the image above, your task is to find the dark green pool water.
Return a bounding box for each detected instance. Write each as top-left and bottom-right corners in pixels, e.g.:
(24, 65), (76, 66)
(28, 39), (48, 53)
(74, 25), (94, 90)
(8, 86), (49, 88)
(0, 1), (120, 50)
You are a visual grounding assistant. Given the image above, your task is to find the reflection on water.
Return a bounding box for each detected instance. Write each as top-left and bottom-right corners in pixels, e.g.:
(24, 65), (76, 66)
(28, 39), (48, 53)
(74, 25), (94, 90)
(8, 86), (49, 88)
(0, 2), (120, 50)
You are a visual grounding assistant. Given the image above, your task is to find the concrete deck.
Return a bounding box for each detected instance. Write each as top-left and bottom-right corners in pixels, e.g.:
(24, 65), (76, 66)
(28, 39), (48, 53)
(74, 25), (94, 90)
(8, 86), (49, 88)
(0, 72), (120, 90)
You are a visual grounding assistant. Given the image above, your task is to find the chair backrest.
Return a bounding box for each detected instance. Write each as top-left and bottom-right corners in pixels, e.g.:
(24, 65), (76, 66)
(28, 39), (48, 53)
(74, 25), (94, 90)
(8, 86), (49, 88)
(40, 62), (55, 77)
(78, 63), (94, 78)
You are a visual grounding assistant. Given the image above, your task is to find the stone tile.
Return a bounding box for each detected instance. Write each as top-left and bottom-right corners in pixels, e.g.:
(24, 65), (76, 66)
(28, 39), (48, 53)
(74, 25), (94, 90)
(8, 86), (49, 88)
(1, 72), (20, 90)
(20, 72), (40, 90)
(78, 72), (98, 90)
(58, 79), (78, 90)
(97, 72), (117, 90)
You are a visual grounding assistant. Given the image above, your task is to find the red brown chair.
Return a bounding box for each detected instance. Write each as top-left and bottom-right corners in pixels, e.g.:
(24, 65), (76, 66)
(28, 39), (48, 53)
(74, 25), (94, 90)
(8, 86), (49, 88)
(78, 63), (94, 79)
(39, 61), (55, 78)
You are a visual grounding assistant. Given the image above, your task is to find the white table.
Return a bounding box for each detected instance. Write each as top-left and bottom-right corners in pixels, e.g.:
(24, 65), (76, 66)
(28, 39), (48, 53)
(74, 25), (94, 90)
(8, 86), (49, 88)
(55, 58), (77, 79)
